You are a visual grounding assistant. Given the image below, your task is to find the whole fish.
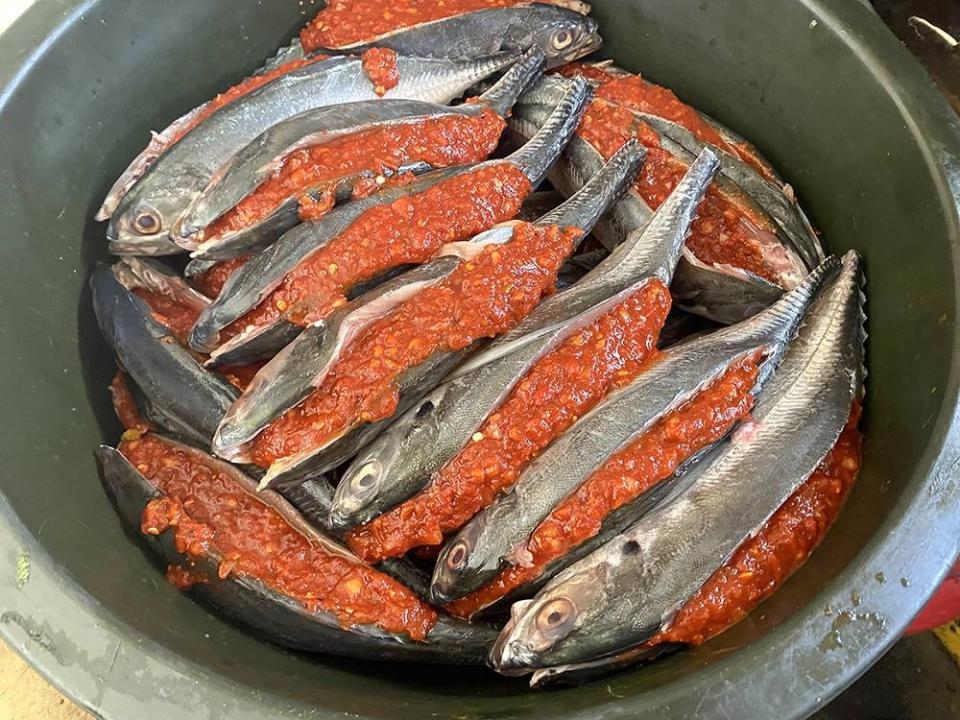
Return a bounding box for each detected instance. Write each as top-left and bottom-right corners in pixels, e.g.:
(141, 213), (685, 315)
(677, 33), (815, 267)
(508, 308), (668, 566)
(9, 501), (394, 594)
(512, 75), (813, 324)
(300, 1), (600, 67)
(330, 148), (719, 537)
(489, 251), (864, 672)
(212, 141), (646, 489)
(106, 52), (520, 257)
(178, 49), (548, 260)
(96, 40), (310, 223)
(96, 438), (496, 664)
(429, 255), (841, 605)
(561, 60), (782, 182)
(187, 77), (592, 364)
(90, 263), (238, 445)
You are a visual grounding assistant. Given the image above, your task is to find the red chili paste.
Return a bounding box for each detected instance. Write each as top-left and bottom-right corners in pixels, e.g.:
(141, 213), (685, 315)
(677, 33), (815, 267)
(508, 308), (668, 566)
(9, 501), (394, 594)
(223, 162), (532, 339)
(128, 285), (263, 392)
(131, 288), (201, 346)
(347, 281), (672, 563)
(204, 108), (506, 241)
(649, 404), (863, 646)
(191, 257), (249, 298)
(557, 63), (777, 182)
(219, 361), (267, 392)
(361, 48), (400, 96)
(301, 0), (534, 51)
(110, 372), (149, 433)
(576, 99), (785, 285)
(123, 433), (437, 640)
(248, 222), (580, 468)
(446, 353), (761, 617)
(298, 191), (337, 223)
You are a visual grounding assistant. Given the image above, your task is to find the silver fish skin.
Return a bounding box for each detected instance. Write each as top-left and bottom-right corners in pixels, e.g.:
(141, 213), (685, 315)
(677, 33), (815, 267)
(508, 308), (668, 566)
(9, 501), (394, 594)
(513, 75), (810, 325)
(311, 4), (601, 69)
(629, 109), (820, 274)
(218, 140), (646, 490)
(105, 52), (520, 256)
(95, 441), (497, 665)
(186, 77), (591, 359)
(95, 40), (308, 223)
(178, 49), (548, 258)
(429, 254), (842, 605)
(330, 147), (718, 533)
(489, 251), (864, 672)
(89, 263), (239, 445)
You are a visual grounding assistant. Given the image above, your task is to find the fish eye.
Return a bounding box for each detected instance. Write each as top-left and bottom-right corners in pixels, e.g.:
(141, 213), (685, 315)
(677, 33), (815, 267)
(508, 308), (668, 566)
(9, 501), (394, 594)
(133, 209), (162, 236)
(446, 540), (470, 571)
(350, 460), (382, 496)
(535, 597), (577, 641)
(551, 29), (574, 51)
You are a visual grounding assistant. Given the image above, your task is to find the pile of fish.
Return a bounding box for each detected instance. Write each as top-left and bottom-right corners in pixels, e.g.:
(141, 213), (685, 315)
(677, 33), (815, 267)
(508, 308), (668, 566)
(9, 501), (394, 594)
(90, 0), (867, 686)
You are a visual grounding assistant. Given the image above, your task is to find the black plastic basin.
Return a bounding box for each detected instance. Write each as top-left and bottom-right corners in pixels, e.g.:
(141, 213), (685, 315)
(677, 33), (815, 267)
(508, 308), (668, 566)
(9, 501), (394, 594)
(1, 1), (959, 718)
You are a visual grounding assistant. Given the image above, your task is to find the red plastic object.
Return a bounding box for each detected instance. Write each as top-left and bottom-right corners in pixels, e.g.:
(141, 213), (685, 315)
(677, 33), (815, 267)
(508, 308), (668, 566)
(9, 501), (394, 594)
(905, 558), (960, 634)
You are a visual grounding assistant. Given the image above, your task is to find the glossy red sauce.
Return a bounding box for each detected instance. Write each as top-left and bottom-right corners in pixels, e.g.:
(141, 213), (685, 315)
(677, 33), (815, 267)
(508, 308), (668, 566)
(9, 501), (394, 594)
(347, 281), (672, 563)
(297, 191), (336, 223)
(129, 283), (262, 392)
(362, 48), (400, 96)
(123, 433), (437, 640)
(301, 0), (533, 50)
(576, 99), (784, 285)
(131, 288), (201, 346)
(191, 257), (249, 298)
(248, 222), (580, 467)
(558, 63), (777, 182)
(223, 162), (532, 338)
(110, 371), (149, 433)
(650, 403), (863, 647)
(446, 354), (761, 617)
(204, 108), (506, 241)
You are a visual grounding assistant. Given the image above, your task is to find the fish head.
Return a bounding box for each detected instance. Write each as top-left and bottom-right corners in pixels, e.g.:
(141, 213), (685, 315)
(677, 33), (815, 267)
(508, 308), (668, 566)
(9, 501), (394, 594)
(107, 182), (193, 256)
(430, 516), (506, 604)
(490, 562), (610, 672)
(527, 9), (602, 67)
(330, 450), (394, 531)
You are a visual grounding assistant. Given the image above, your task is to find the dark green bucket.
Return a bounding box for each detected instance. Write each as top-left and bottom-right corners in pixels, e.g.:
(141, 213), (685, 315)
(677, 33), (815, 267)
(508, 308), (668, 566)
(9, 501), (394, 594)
(1, 1), (959, 717)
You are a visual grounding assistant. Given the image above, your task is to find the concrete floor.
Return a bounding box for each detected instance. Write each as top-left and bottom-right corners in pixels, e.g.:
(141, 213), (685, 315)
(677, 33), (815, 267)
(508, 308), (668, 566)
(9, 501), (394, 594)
(813, 633), (960, 719)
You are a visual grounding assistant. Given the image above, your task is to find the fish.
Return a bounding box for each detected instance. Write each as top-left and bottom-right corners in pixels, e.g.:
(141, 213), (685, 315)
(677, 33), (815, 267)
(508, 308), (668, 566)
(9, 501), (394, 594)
(90, 262), (238, 445)
(178, 49), (548, 260)
(300, 1), (600, 67)
(212, 140), (646, 489)
(329, 148), (719, 536)
(95, 438), (497, 664)
(512, 75), (814, 324)
(429, 254), (841, 605)
(95, 40), (310, 224)
(488, 251), (864, 672)
(105, 51), (520, 257)
(187, 77), (593, 363)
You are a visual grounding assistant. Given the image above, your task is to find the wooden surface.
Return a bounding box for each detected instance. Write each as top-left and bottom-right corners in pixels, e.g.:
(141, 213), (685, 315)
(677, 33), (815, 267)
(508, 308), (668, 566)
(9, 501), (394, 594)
(0, 642), (89, 720)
